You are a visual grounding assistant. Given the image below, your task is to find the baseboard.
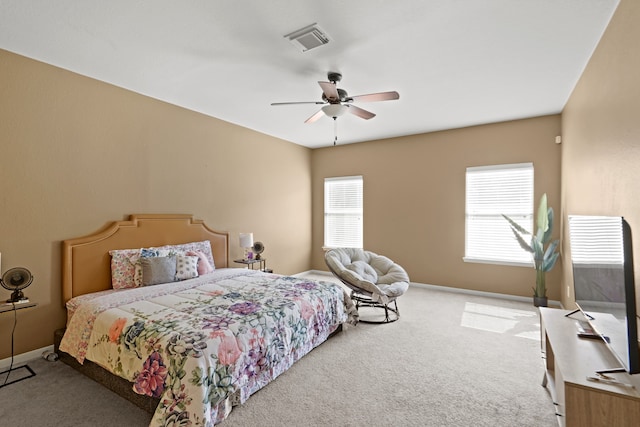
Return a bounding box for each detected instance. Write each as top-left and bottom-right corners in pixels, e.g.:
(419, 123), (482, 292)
(295, 270), (562, 308)
(409, 282), (562, 307)
(0, 345), (54, 370)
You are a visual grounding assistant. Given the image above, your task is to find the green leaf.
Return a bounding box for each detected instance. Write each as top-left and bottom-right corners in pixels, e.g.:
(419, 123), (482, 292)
(536, 193), (549, 233)
(543, 239), (559, 260)
(532, 237), (544, 263)
(541, 207), (554, 244)
(542, 240), (560, 272)
(542, 252), (559, 272)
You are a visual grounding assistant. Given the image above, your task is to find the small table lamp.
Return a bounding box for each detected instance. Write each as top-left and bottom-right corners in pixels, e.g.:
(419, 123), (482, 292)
(239, 233), (254, 260)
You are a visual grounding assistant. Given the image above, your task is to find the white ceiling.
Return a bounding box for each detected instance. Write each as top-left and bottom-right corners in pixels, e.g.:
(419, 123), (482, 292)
(0, 1), (619, 148)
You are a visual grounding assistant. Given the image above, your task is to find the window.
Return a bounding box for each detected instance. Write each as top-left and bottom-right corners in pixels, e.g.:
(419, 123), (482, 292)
(464, 163), (534, 265)
(324, 176), (363, 248)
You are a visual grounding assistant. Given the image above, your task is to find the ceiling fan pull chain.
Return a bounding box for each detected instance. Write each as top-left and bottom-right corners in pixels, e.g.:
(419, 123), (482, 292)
(333, 117), (338, 146)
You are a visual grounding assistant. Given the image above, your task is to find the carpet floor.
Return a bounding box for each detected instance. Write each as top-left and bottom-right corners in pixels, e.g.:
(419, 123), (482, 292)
(0, 274), (557, 426)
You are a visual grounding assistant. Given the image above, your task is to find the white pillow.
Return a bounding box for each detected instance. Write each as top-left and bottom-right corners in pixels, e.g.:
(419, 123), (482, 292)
(175, 255), (199, 280)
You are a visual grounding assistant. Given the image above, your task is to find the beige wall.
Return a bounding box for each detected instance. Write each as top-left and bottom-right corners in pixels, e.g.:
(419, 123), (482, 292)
(5, 0), (637, 359)
(0, 49), (312, 359)
(311, 115), (562, 298)
(560, 0), (640, 308)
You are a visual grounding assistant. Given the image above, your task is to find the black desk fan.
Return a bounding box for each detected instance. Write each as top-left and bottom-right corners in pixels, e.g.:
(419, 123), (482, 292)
(1, 267), (33, 303)
(252, 241), (265, 260)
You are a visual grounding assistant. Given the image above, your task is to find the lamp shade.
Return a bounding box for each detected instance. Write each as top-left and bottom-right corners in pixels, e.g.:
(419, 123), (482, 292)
(322, 104), (347, 118)
(239, 233), (254, 248)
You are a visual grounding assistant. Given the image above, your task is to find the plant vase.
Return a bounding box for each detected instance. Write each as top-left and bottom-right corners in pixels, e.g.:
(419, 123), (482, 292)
(533, 295), (548, 307)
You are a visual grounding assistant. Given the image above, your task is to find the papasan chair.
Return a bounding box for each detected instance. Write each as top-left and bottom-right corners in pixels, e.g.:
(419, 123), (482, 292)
(325, 248), (410, 323)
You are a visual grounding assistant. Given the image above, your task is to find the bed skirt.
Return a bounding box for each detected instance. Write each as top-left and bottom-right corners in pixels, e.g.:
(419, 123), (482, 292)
(54, 328), (159, 413)
(54, 324), (343, 416)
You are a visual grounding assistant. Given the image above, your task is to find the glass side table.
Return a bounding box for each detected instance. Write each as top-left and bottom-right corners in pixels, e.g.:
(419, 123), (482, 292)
(1, 301), (38, 388)
(233, 258), (268, 272)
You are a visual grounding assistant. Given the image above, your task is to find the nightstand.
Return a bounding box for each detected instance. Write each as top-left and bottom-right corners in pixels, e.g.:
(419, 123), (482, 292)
(0, 300), (37, 313)
(234, 258), (268, 272)
(1, 301), (38, 388)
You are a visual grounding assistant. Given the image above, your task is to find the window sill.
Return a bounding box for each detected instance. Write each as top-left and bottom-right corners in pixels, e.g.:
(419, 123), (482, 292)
(463, 257), (532, 268)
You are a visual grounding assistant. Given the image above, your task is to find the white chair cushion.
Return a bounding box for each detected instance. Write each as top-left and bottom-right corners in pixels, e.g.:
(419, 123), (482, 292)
(325, 248), (410, 304)
(346, 260), (378, 283)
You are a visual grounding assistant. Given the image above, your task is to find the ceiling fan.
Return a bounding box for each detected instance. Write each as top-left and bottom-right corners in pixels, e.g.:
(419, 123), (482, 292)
(271, 72), (399, 144)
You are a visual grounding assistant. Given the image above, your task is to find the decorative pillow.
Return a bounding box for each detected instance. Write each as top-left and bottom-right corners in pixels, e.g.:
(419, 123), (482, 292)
(109, 248), (142, 289)
(132, 249), (171, 287)
(185, 250), (214, 275)
(158, 241), (215, 270)
(175, 255), (199, 280)
(141, 256), (177, 286)
(110, 240), (215, 289)
(140, 248), (161, 258)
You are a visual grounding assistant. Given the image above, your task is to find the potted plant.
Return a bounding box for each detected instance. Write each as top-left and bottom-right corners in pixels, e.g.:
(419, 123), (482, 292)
(502, 193), (560, 307)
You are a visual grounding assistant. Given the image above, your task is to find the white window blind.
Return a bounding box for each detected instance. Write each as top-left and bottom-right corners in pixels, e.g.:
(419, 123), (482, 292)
(569, 215), (624, 265)
(465, 163), (534, 265)
(324, 176), (363, 248)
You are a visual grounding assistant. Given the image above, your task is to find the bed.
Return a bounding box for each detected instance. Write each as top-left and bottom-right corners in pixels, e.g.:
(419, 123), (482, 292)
(55, 214), (355, 426)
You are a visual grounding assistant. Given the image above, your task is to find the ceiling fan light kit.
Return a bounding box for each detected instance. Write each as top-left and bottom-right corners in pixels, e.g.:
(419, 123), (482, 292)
(271, 72), (399, 145)
(322, 104), (347, 118)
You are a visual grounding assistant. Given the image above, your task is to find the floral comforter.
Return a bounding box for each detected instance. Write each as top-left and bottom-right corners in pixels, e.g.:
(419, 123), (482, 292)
(59, 269), (352, 426)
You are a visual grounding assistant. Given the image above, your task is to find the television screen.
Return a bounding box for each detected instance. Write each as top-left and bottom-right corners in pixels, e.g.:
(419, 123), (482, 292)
(568, 215), (640, 374)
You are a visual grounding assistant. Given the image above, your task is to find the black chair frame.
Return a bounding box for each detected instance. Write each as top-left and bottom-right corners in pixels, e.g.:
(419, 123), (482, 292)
(326, 261), (401, 324)
(350, 291), (400, 324)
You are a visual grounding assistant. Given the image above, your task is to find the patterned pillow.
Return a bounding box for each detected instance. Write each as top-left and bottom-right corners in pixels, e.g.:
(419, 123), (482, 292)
(141, 256), (177, 286)
(109, 248), (142, 289)
(175, 255), (199, 280)
(157, 240), (215, 270)
(186, 250), (214, 275)
(110, 240), (215, 289)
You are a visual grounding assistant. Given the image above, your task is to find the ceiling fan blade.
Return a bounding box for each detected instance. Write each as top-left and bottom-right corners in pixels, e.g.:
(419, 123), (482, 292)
(271, 101), (325, 106)
(318, 81), (340, 102)
(348, 91), (399, 103)
(347, 105), (376, 120)
(304, 109), (325, 123)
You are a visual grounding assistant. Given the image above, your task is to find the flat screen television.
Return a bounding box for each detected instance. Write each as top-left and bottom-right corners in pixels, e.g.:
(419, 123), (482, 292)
(568, 215), (640, 374)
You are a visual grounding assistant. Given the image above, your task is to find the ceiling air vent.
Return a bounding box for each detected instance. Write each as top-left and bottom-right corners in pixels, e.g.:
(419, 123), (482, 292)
(284, 23), (330, 52)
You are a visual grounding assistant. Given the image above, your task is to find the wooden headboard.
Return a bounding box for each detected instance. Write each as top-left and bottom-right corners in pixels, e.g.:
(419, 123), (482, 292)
(62, 214), (229, 304)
